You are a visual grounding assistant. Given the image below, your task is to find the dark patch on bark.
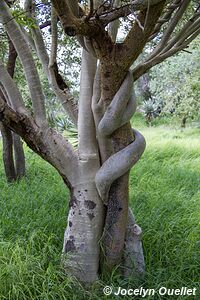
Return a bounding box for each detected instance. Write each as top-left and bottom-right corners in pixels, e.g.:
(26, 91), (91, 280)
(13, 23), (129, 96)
(52, 63), (68, 90)
(87, 212), (95, 220)
(84, 189), (88, 192)
(65, 240), (76, 252)
(69, 221), (73, 227)
(84, 200), (96, 210)
(104, 71), (111, 78)
(103, 85), (110, 91)
(0, 106), (6, 121)
(102, 173), (129, 271)
(64, 26), (76, 36)
(69, 193), (78, 208)
(79, 243), (85, 251)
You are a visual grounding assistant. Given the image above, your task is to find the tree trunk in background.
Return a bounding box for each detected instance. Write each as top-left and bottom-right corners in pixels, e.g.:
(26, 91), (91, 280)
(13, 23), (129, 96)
(0, 122), (16, 182)
(0, 123), (26, 182)
(0, 36), (26, 182)
(137, 73), (152, 101)
(181, 116), (187, 128)
(13, 133), (26, 179)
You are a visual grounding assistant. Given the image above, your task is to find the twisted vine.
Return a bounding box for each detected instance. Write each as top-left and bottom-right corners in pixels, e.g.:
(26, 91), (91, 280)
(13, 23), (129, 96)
(95, 71), (146, 202)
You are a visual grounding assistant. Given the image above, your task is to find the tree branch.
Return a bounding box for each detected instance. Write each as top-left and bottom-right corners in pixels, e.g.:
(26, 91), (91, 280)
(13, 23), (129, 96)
(78, 49), (99, 159)
(159, 11), (200, 54)
(118, 1), (166, 70)
(0, 60), (28, 114)
(49, 7), (58, 68)
(23, 0), (78, 125)
(0, 96), (78, 186)
(0, 0), (48, 127)
(93, 0), (165, 25)
(148, 0), (191, 59)
(149, 0), (182, 41)
(51, 0), (79, 36)
(132, 5), (200, 80)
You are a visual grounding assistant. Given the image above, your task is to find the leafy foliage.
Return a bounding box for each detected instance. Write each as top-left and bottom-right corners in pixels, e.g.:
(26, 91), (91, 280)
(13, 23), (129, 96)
(150, 40), (200, 125)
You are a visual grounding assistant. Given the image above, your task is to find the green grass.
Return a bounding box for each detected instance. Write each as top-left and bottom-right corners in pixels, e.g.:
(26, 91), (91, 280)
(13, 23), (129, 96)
(0, 121), (199, 299)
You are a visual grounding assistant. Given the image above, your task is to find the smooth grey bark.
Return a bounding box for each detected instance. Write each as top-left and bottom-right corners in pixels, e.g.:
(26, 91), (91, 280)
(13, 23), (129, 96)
(62, 39), (104, 282)
(62, 178), (104, 282)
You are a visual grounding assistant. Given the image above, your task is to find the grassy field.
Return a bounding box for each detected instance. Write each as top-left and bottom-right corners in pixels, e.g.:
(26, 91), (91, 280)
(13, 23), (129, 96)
(0, 118), (199, 299)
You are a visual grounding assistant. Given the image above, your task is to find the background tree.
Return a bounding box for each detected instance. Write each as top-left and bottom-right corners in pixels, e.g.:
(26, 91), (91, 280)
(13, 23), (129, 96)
(0, 0), (199, 283)
(149, 40), (200, 127)
(0, 33), (25, 182)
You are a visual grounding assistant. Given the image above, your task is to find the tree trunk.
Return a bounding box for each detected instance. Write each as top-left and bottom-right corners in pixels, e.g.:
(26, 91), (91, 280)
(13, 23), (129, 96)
(181, 116), (187, 128)
(0, 122), (16, 182)
(0, 35), (25, 182)
(62, 159), (104, 283)
(123, 208), (145, 278)
(99, 64), (139, 273)
(137, 73), (152, 101)
(13, 133), (26, 178)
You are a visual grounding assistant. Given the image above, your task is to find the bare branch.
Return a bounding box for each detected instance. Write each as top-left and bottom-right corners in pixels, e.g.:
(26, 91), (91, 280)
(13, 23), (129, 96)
(0, 61), (28, 114)
(149, 0), (182, 41)
(78, 49), (98, 159)
(67, 0), (79, 16)
(132, 5), (200, 80)
(160, 11), (200, 54)
(51, 0), (78, 36)
(49, 7), (58, 67)
(108, 0), (121, 41)
(23, 0), (78, 125)
(85, 0), (94, 20)
(149, 0), (191, 59)
(93, 0), (165, 25)
(118, 1), (166, 70)
(40, 20), (51, 30)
